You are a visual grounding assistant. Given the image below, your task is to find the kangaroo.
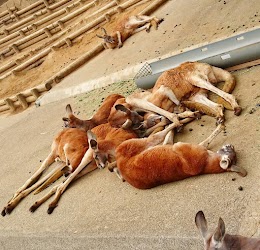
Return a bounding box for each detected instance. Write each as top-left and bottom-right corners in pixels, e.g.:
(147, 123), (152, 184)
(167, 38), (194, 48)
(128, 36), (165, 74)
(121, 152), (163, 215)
(126, 62), (241, 124)
(96, 15), (163, 49)
(112, 124), (246, 189)
(195, 211), (260, 250)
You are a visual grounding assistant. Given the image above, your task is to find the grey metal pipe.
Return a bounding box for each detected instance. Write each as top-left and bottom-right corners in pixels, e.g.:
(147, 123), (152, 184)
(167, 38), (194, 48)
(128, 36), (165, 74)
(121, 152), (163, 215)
(135, 28), (260, 89)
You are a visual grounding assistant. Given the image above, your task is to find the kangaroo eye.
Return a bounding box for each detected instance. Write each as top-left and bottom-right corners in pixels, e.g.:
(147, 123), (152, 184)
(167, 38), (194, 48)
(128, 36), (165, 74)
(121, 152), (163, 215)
(95, 155), (98, 160)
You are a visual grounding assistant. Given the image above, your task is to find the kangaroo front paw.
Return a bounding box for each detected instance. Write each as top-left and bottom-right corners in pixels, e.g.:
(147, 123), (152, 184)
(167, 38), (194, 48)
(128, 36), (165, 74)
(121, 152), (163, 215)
(146, 27), (151, 33)
(193, 111), (202, 120)
(216, 116), (225, 125)
(158, 18), (164, 25)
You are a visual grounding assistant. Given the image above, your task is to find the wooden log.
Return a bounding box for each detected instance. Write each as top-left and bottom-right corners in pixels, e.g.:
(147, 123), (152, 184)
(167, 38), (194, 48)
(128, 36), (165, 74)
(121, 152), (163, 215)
(7, 8), (14, 15)
(51, 43), (104, 83)
(0, 61), (16, 74)
(10, 44), (20, 53)
(57, 20), (65, 29)
(121, 0), (142, 9)
(139, 0), (168, 15)
(42, 0), (50, 7)
(4, 14), (36, 33)
(18, 30), (26, 37)
(17, 93), (29, 109)
(3, 49), (15, 58)
(18, 82), (52, 98)
(65, 7), (70, 13)
(0, 104), (9, 112)
(43, 28), (52, 37)
(12, 69), (21, 76)
(91, 0), (117, 16)
(0, 42), (59, 79)
(116, 6), (124, 13)
(0, 47), (11, 57)
(26, 95), (37, 103)
(0, 99), (5, 106)
(12, 12), (20, 21)
(30, 88), (40, 98)
(3, 29), (9, 35)
(49, 0), (73, 10)
(0, 0), (105, 57)
(30, 23), (38, 31)
(226, 59), (260, 72)
(104, 13), (111, 22)
(35, 8), (66, 27)
(17, 5), (46, 20)
(0, 17), (13, 26)
(0, 52), (46, 78)
(26, 58), (45, 70)
(93, 0), (99, 6)
(0, 0), (72, 44)
(60, 0), (96, 23)
(0, 7), (17, 19)
(4, 98), (16, 111)
(15, 58), (22, 65)
(16, 0), (45, 16)
(37, 82), (52, 92)
(65, 38), (72, 46)
(69, 15), (106, 40)
(7, 96), (18, 102)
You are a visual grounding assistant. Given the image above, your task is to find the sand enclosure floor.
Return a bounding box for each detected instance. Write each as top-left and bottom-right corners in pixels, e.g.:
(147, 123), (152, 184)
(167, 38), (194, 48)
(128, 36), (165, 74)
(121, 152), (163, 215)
(0, 0), (260, 249)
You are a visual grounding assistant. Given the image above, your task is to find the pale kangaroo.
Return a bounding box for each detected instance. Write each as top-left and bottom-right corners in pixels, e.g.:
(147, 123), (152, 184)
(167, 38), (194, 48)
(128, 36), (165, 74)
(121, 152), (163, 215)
(126, 62), (241, 124)
(195, 211), (260, 250)
(96, 15), (164, 49)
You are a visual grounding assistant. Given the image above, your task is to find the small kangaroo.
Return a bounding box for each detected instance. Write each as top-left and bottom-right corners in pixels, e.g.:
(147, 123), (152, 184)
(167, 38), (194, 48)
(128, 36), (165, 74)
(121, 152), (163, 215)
(195, 211), (260, 250)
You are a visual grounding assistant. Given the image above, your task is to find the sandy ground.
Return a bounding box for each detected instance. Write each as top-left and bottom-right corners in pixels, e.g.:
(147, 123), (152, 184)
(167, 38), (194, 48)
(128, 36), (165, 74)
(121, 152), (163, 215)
(0, 0), (260, 249)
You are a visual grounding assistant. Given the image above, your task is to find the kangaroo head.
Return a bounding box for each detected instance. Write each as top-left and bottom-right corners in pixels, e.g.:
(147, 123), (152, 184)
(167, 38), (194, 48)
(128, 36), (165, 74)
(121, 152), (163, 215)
(195, 211), (226, 250)
(114, 104), (144, 130)
(62, 104), (95, 131)
(96, 27), (116, 44)
(217, 144), (247, 176)
(87, 130), (108, 169)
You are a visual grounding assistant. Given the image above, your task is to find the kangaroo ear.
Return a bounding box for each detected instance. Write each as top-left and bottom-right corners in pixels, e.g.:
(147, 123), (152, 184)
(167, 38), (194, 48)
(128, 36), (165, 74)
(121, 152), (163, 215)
(87, 130), (98, 150)
(96, 34), (105, 39)
(115, 104), (131, 115)
(66, 104), (72, 115)
(101, 27), (107, 35)
(90, 139), (97, 150)
(195, 211), (208, 239)
(212, 217), (225, 243)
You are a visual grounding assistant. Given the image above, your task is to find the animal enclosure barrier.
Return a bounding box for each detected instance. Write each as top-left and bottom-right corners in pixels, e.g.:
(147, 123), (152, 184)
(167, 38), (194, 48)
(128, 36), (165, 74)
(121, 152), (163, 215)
(0, 82), (52, 112)
(0, 0), (167, 113)
(0, 0), (53, 28)
(0, 0), (96, 59)
(0, 0), (73, 44)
